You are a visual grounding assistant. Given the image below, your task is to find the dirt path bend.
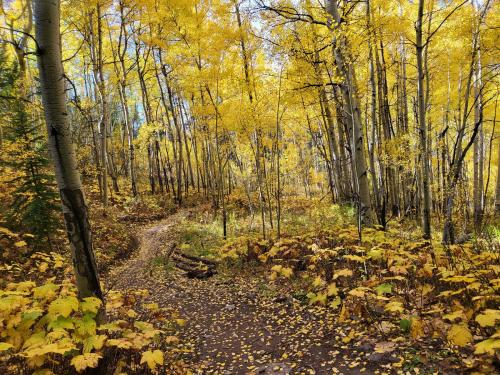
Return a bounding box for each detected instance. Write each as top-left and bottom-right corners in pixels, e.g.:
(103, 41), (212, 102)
(108, 212), (377, 375)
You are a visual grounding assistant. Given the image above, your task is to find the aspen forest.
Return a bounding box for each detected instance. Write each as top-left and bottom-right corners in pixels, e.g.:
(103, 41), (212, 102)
(0, 0), (499, 373)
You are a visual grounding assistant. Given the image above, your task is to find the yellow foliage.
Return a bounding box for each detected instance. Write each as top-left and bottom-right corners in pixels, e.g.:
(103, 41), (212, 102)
(475, 310), (500, 327)
(48, 296), (79, 318)
(447, 324), (473, 347)
(140, 349), (164, 371)
(71, 353), (102, 373)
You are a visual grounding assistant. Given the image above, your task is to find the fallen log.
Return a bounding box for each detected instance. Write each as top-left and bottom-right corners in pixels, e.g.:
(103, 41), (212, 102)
(176, 252), (218, 266)
(174, 260), (216, 279)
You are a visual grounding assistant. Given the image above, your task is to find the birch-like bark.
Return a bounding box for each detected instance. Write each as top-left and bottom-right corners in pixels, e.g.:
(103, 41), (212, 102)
(326, 0), (375, 224)
(35, 0), (103, 300)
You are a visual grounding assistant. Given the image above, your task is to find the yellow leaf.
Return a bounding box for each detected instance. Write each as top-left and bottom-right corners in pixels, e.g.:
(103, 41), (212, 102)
(165, 336), (179, 344)
(140, 349), (164, 371)
(38, 262), (49, 273)
(421, 284), (434, 296)
(33, 283), (59, 300)
(82, 335), (107, 353)
(443, 310), (466, 322)
(144, 303), (159, 311)
(280, 267), (293, 278)
(342, 331), (356, 343)
(312, 276), (324, 287)
(349, 287), (368, 298)
(443, 275), (477, 283)
(80, 297), (102, 315)
(333, 269), (353, 279)
(270, 265), (283, 273)
(474, 338), (500, 355)
(175, 319), (186, 327)
(384, 301), (404, 314)
(14, 241), (27, 248)
(327, 283), (338, 296)
(106, 338), (133, 349)
(447, 324), (472, 347)
(367, 247), (384, 261)
(374, 341), (397, 353)
(339, 304), (348, 322)
(0, 227), (16, 237)
(0, 342), (14, 351)
(343, 255), (365, 262)
(410, 317), (424, 339)
(49, 296), (79, 318)
(32, 369), (55, 375)
(475, 310), (500, 328)
(328, 296), (341, 309)
(71, 353), (102, 373)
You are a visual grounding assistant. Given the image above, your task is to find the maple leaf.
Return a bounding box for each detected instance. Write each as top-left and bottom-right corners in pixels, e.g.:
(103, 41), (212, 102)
(374, 283), (392, 296)
(327, 283), (338, 296)
(312, 276), (324, 287)
(33, 283), (59, 300)
(140, 349), (164, 371)
(82, 335), (107, 353)
(80, 297), (102, 315)
(48, 296), (79, 318)
(384, 301), (404, 314)
(474, 337), (500, 355)
(71, 353), (102, 373)
(410, 317), (424, 339)
(475, 309), (499, 327)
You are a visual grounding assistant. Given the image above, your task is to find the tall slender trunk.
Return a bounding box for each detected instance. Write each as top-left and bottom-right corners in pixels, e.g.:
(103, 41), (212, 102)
(35, 0), (103, 300)
(473, 45), (484, 230)
(416, 0), (432, 239)
(326, 0), (374, 224)
(96, 2), (109, 206)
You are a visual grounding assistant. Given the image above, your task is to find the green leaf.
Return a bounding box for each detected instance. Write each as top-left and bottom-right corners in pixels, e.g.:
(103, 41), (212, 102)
(399, 318), (411, 333)
(48, 316), (74, 331)
(375, 283), (393, 296)
(80, 297), (102, 315)
(21, 309), (44, 322)
(75, 314), (97, 337)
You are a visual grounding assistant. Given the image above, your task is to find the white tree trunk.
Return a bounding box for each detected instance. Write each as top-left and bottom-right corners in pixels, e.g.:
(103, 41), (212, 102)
(34, 0), (103, 300)
(326, 0), (375, 224)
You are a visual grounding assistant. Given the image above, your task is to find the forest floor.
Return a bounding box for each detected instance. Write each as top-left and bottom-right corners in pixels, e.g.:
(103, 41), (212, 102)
(105, 207), (479, 375)
(107, 211), (370, 374)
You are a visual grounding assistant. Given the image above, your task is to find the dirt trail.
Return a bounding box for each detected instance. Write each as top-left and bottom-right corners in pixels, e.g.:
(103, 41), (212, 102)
(108, 212), (375, 375)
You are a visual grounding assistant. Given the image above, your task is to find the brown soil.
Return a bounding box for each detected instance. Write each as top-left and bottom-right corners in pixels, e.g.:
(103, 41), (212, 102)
(107, 212), (401, 375)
